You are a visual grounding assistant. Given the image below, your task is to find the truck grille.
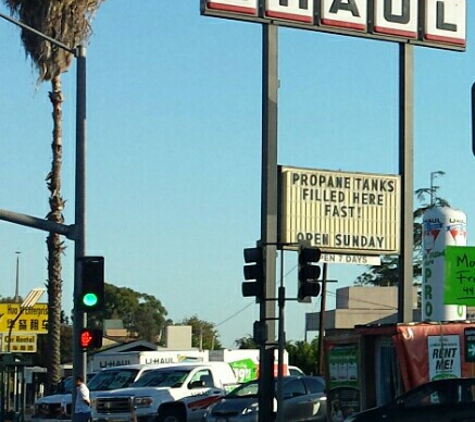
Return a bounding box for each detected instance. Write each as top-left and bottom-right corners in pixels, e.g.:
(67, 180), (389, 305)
(96, 397), (132, 413)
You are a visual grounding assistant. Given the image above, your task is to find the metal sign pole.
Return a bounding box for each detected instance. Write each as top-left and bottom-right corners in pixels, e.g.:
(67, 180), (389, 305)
(259, 22), (278, 422)
(398, 42), (414, 323)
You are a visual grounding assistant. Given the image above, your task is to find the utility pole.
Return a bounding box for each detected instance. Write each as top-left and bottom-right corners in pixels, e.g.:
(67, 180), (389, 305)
(316, 264), (327, 376)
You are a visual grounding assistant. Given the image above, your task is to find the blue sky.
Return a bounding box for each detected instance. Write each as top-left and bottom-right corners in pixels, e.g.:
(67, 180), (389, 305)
(0, 1), (474, 348)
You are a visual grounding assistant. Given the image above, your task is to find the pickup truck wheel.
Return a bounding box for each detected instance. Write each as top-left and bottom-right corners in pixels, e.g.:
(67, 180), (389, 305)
(157, 408), (184, 422)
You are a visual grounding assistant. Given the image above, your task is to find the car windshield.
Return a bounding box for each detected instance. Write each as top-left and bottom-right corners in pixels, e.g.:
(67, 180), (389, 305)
(87, 369), (140, 391)
(131, 369), (190, 388)
(227, 381), (259, 398)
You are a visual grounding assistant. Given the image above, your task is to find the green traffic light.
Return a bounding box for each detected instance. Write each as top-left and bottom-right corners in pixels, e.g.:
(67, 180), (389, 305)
(82, 293), (98, 307)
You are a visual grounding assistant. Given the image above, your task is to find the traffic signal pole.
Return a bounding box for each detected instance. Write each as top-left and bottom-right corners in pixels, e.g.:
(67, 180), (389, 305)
(73, 46), (88, 405)
(259, 22), (278, 422)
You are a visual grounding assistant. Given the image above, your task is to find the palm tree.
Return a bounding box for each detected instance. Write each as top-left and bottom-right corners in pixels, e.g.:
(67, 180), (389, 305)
(2, 0), (104, 393)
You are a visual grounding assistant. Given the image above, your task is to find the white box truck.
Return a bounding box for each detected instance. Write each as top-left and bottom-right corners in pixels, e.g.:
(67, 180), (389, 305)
(209, 349), (289, 383)
(89, 349), (209, 372)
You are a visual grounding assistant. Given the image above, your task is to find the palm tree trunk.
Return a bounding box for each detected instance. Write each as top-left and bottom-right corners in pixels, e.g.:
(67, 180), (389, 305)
(46, 75), (65, 394)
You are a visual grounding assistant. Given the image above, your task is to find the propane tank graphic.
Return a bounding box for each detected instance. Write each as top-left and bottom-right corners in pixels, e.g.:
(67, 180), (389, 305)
(422, 207), (467, 321)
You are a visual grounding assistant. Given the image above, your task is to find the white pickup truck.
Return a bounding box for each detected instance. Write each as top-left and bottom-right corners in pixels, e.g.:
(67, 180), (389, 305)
(33, 364), (178, 420)
(92, 362), (239, 422)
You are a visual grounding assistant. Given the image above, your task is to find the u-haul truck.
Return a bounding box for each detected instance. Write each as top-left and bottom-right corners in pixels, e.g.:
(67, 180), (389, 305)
(88, 349), (209, 372)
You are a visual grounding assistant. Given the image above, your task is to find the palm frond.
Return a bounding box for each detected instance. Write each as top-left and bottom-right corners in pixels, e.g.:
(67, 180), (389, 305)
(3, 0), (105, 81)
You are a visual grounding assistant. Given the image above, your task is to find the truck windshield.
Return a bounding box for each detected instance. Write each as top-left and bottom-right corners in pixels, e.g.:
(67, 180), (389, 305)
(131, 369), (190, 388)
(88, 369), (140, 391)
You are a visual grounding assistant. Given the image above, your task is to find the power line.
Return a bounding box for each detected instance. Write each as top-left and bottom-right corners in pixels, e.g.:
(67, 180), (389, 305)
(215, 257), (398, 335)
(214, 302), (254, 328)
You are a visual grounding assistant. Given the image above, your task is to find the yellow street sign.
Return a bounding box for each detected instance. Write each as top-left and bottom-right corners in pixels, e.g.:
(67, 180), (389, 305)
(0, 303), (48, 334)
(0, 333), (37, 353)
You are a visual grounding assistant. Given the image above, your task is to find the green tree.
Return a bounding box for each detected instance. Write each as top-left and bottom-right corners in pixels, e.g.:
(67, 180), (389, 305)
(179, 315), (222, 350)
(354, 172), (449, 286)
(234, 335), (257, 349)
(286, 338), (319, 375)
(2, 0), (105, 393)
(88, 283), (169, 343)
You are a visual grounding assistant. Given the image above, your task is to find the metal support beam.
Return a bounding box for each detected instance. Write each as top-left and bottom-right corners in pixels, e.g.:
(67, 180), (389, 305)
(398, 43), (414, 323)
(259, 22), (278, 422)
(276, 251), (285, 422)
(0, 209), (73, 239)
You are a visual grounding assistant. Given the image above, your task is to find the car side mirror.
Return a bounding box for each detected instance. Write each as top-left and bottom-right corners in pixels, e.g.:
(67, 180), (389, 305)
(189, 380), (205, 389)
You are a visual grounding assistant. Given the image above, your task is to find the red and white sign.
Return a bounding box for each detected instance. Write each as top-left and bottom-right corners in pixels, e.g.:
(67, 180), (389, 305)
(425, 0), (466, 46)
(202, 0), (467, 50)
(264, 0), (313, 23)
(206, 0), (257, 15)
(321, 0), (367, 31)
(422, 207), (467, 322)
(374, 0), (418, 38)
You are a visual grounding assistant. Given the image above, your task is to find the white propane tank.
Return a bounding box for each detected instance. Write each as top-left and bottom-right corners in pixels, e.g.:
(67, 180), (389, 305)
(422, 207), (467, 321)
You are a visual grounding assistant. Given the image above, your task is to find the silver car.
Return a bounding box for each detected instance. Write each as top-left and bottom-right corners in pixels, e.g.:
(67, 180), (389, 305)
(203, 376), (327, 422)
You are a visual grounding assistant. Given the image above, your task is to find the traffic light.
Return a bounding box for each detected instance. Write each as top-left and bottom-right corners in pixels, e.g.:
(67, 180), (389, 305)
(242, 247), (264, 300)
(79, 328), (103, 350)
(78, 256), (104, 312)
(298, 245), (321, 302)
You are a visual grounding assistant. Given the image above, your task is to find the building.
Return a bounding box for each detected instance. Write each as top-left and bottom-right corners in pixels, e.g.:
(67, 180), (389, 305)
(305, 286), (421, 336)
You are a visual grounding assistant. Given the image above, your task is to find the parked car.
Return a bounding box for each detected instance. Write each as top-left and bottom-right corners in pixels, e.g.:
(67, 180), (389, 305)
(345, 377), (475, 422)
(203, 375), (327, 422)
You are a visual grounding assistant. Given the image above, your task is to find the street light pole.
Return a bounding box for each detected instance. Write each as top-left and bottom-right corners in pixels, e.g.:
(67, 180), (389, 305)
(14, 251), (21, 303)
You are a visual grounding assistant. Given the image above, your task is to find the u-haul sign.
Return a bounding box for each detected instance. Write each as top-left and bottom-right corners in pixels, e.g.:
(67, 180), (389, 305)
(201, 0), (466, 50)
(279, 166), (400, 254)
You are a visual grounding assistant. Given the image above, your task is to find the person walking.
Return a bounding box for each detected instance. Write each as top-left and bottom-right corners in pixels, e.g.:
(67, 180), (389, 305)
(74, 375), (91, 422)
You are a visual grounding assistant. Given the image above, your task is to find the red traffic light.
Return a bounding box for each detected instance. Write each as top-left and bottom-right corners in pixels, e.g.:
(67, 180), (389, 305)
(79, 328), (103, 350)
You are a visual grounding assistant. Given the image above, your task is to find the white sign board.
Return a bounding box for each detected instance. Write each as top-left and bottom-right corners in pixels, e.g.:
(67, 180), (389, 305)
(0, 333), (37, 353)
(202, 0), (466, 50)
(428, 335), (461, 380)
(321, 253), (381, 266)
(279, 166), (400, 255)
